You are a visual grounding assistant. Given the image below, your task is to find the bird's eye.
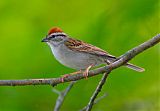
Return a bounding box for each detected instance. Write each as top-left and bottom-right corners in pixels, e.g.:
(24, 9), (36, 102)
(47, 35), (56, 40)
(51, 35), (56, 38)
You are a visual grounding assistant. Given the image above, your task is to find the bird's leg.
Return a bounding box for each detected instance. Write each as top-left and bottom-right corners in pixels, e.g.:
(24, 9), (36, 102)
(83, 64), (94, 79)
(60, 65), (94, 82)
(60, 70), (82, 83)
(70, 70), (82, 75)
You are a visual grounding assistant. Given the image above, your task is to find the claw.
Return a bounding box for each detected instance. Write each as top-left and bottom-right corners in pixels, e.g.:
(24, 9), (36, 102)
(60, 70), (82, 83)
(60, 74), (70, 83)
(83, 64), (94, 79)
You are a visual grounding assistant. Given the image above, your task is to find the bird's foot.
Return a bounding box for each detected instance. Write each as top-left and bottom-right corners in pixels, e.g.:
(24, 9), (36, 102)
(70, 70), (82, 75)
(60, 70), (82, 83)
(60, 74), (70, 83)
(83, 64), (94, 79)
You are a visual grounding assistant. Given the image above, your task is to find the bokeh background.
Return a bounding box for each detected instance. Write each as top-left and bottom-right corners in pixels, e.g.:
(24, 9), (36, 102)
(0, 0), (159, 111)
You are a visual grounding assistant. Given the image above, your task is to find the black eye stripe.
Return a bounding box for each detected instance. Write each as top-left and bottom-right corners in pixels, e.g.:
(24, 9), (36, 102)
(50, 34), (66, 38)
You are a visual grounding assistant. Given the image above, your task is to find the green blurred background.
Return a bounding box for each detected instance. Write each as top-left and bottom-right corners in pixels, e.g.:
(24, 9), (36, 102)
(0, 0), (159, 111)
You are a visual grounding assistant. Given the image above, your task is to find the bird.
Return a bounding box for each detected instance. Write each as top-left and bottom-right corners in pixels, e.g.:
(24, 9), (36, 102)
(42, 27), (144, 81)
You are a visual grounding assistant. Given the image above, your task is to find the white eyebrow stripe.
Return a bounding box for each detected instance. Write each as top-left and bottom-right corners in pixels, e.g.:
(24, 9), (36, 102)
(50, 32), (67, 36)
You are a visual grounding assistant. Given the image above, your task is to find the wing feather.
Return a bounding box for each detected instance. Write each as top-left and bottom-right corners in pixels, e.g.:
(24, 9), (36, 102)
(65, 38), (116, 59)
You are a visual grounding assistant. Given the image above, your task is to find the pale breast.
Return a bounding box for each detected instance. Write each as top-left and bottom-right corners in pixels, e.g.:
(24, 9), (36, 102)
(49, 44), (104, 70)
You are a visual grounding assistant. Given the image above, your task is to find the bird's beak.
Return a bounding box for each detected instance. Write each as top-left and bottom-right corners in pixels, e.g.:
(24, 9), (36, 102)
(41, 37), (49, 42)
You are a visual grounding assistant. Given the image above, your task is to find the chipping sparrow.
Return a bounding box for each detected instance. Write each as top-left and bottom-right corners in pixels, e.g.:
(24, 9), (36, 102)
(42, 27), (144, 80)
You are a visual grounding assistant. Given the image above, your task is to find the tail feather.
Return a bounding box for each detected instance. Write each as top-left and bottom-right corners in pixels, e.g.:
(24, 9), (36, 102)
(125, 63), (145, 72)
(104, 55), (145, 72)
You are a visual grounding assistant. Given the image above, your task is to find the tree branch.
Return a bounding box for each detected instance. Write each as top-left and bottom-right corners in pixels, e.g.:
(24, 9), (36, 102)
(80, 93), (107, 111)
(84, 34), (160, 111)
(86, 73), (109, 111)
(0, 34), (159, 86)
(53, 81), (75, 111)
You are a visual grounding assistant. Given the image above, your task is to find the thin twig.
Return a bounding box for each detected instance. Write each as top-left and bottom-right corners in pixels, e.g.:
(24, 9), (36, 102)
(54, 81), (75, 111)
(86, 73), (109, 111)
(52, 88), (61, 95)
(0, 34), (159, 86)
(80, 93), (107, 111)
(94, 93), (107, 104)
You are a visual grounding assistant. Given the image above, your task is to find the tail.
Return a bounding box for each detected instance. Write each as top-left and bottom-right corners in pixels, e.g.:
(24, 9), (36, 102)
(125, 63), (145, 72)
(104, 55), (145, 72)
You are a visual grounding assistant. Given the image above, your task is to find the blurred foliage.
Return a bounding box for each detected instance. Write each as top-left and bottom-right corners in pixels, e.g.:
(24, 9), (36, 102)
(0, 0), (159, 111)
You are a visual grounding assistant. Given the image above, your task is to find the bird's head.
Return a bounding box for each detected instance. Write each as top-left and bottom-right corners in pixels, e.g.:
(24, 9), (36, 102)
(42, 27), (68, 46)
